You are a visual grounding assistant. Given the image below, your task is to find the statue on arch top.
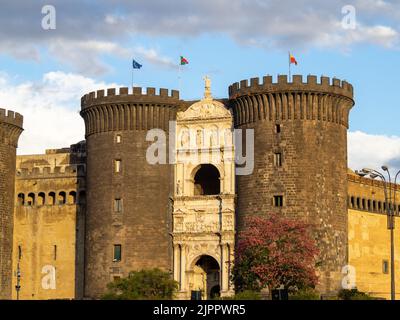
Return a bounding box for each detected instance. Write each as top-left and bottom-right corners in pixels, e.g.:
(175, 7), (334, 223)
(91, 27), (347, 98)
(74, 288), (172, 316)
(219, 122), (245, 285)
(203, 75), (212, 100)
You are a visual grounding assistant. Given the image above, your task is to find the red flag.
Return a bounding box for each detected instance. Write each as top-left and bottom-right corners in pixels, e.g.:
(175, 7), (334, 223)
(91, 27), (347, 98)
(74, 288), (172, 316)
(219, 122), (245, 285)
(290, 53), (298, 65)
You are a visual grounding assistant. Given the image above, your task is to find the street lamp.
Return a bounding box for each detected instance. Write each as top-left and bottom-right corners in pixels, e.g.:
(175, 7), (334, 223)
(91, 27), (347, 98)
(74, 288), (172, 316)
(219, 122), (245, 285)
(15, 261), (21, 300)
(356, 166), (400, 300)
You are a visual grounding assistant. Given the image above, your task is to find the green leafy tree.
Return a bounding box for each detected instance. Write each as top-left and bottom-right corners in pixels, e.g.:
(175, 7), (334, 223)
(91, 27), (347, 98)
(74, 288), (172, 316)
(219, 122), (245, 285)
(102, 268), (179, 300)
(338, 289), (375, 300)
(233, 213), (319, 293)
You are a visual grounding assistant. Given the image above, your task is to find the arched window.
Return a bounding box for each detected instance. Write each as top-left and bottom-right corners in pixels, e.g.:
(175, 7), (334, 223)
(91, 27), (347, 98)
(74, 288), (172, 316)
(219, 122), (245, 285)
(38, 192), (45, 206)
(17, 193), (25, 206)
(367, 199), (371, 211)
(356, 198), (360, 209)
(350, 196), (355, 208)
(27, 193), (35, 206)
(361, 199), (366, 210)
(373, 200), (376, 212)
(193, 164), (220, 196)
(48, 192), (56, 205)
(378, 201), (382, 212)
(58, 192), (66, 205)
(68, 191), (76, 204)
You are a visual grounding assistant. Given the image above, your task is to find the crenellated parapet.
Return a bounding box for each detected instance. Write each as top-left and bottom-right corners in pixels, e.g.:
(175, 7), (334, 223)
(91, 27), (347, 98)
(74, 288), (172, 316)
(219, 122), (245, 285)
(16, 164), (86, 180)
(80, 87), (180, 135)
(0, 108), (23, 147)
(229, 75), (354, 128)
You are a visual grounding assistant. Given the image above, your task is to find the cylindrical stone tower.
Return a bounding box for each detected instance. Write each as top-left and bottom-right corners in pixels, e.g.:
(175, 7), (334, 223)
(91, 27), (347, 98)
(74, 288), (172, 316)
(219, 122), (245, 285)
(80, 87), (180, 298)
(0, 108), (23, 300)
(229, 75), (354, 294)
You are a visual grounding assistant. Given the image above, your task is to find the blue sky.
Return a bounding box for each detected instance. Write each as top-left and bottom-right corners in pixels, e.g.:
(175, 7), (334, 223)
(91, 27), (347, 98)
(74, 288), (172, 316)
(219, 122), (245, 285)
(1, 0), (400, 172)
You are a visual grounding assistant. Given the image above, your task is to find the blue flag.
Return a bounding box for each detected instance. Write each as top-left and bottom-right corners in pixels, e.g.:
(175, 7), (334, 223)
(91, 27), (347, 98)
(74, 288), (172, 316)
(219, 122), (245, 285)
(132, 59), (142, 69)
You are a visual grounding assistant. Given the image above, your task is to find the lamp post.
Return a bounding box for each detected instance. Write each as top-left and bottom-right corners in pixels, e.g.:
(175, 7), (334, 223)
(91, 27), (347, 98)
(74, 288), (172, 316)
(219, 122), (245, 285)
(15, 261), (21, 300)
(356, 166), (400, 300)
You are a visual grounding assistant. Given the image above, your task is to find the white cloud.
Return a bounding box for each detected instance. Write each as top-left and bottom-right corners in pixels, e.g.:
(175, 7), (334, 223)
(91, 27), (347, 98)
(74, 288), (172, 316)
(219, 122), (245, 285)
(47, 39), (131, 76)
(0, 71), (122, 155)
(1, 1), (399, 74)
(2, 75), (400, 174)
(348, 131), (400, 173)
(342, 24), (399, 48)
(134, 46), (176, 69)
(46, 39), (175, 76)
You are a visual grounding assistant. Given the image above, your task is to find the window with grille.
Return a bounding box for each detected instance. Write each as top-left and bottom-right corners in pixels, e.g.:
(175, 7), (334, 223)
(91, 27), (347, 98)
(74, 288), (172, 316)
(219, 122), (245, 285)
(273, 195), (283, 207)
(113, 245), (122, 262)
(114, 199), (123, 213)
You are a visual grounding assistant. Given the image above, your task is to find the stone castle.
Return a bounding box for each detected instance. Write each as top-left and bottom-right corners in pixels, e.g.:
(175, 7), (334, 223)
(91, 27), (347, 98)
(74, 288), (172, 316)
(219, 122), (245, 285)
(1, 74), (399, 300)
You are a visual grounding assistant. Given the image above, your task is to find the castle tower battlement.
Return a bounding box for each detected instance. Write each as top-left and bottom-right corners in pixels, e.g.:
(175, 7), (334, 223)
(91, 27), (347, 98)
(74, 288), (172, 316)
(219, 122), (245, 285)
(80, 87), (180, 135)
(229, 75), (354, 128)
(81, 87), (180, 106)
(80, 87), (180, 298)
(0, 108), (23, 299)
(229, 75), (353, 99)
(0, 108), (24, 127)
(0, 108), (24, 147)
(229, 74), (354, 294)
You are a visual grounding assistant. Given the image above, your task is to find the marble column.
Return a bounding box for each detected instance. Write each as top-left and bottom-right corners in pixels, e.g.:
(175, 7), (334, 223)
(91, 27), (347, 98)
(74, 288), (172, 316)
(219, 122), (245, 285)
(173, 244), (180, 286)
(180, 244), (186, 292)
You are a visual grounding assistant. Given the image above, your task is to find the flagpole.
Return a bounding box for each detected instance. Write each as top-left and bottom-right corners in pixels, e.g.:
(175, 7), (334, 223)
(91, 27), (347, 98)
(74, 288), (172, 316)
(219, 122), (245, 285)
(131, 67), (134, 90)
(178, 61), (182, 93)
(288, 51), (291, 80)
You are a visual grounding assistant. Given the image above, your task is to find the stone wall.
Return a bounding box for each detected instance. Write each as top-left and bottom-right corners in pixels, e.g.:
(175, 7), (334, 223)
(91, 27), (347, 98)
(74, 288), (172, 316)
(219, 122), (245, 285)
(0, 108), (23, 299)
(80, 87), (180, 298)
(229, 75), (355, 294)
(348, 170), (400, 300)
(12, 146), (85, 300)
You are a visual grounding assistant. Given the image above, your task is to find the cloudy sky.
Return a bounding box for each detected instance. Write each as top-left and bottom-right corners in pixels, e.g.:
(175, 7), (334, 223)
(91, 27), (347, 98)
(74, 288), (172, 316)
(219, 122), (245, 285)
(1, 0), (400, 173)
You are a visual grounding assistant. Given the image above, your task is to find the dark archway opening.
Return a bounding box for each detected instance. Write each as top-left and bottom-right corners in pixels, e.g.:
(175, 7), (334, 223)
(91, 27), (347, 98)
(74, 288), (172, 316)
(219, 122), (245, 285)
(194, 164), (220, 195)
(210, 285), (221, 299)
(195, 255), (220, 299)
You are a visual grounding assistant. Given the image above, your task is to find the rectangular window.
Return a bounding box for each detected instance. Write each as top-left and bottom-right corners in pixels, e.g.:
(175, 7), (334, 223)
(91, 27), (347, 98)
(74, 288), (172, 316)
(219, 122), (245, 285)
(18, 245), (22, 260)
(54, 245), (57, 261)
(116, 134), (122, 144)
(275, 124), (281, 134)
(274, 153), (282, 167)
(383, 260), (389, 274)
(114, 198), (123, 213)
(113, 245), (122, 262)
(115, 160), (122, 173)
(273, 195), (283, 207)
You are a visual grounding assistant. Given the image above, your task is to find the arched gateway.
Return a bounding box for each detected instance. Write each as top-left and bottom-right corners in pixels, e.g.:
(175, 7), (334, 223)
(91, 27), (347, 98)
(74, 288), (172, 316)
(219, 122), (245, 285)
(189, 255), (220, 299)
(172, 77), (235, 299)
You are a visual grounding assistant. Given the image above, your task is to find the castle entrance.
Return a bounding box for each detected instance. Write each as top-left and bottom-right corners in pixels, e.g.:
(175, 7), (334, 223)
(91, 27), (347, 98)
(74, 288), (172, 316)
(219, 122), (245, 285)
(172, 77), (235, 299)
(189, 255), (220, 300)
